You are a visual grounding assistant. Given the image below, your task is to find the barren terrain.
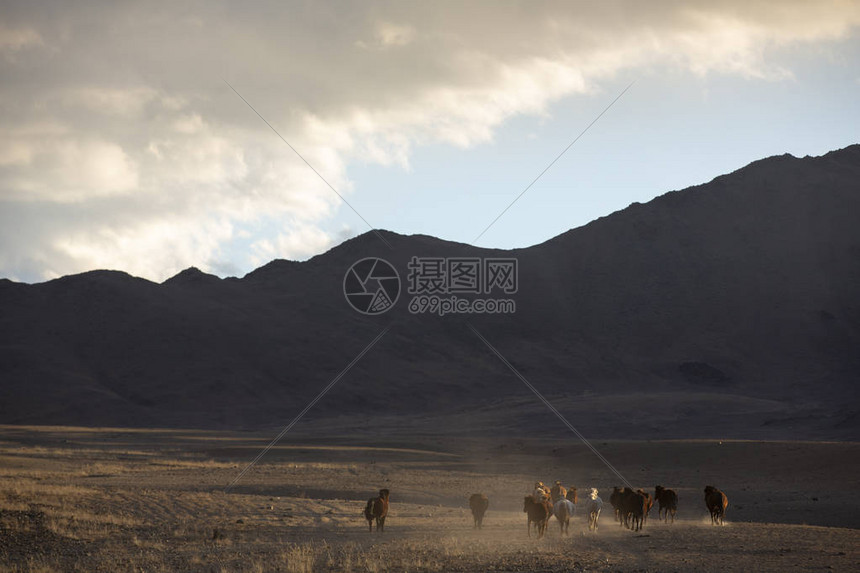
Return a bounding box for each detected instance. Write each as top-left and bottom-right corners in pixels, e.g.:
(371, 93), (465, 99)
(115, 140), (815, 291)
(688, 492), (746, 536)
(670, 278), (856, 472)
(1, 426), (858, 572)
(4, 147), (860, 441)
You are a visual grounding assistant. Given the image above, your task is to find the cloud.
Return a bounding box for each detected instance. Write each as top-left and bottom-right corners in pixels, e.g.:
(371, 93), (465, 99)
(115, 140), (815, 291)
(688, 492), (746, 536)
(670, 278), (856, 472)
(1, 138), (139, 202)
(61, 86), (160, 117)
(249, 224), (334, 267)
(53, 215), (236, 282)
(357, 22), (417, 49)
(1, 0), (858, 281)
(0, 24), (43, 53)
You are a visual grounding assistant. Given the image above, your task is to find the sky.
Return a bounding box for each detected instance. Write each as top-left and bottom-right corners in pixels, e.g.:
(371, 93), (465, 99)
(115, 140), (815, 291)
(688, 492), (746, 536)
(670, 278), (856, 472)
(1, 0), (858, 283)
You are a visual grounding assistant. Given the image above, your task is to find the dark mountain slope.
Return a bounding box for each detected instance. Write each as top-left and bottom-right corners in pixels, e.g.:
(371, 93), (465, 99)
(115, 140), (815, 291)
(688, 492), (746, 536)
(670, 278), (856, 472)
(1, 146), (858, 438)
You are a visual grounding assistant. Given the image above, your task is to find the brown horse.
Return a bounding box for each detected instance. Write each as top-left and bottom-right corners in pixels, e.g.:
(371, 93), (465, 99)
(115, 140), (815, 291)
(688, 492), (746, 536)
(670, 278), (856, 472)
(550, 481), (567, 503)
(654, 485), (678, 524)
(610, 486), (625, 524)
(565, 486), (578, 504)
(469, 493), (489, 529)
(637, 489), (654, 525)
(621, 489), (647, 531)
(704, 486), (727, 525)
(364, 488), (390, 533)
(523, 495), (552, 538)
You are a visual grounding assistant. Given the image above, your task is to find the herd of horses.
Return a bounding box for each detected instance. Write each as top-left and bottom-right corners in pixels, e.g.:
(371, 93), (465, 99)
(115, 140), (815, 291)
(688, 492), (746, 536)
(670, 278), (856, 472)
(363, 483), (729, 536)
(520, 483), (603, 538)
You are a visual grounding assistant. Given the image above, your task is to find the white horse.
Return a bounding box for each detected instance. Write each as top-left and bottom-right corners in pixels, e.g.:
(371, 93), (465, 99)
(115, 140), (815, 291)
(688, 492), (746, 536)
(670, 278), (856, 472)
(553, 498), (576, 536)
(586, 488), (603, 531)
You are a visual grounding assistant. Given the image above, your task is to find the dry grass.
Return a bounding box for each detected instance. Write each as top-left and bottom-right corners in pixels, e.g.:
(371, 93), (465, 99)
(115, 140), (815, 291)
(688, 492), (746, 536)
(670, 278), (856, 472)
(264, 540), (445, 573)
(2, 480), (97, 500)
(1, 427), (858, 573)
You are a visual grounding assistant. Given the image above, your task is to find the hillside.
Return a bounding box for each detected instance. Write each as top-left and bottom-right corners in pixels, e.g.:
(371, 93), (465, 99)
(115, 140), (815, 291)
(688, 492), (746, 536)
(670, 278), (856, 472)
(1, 146), (858, 439)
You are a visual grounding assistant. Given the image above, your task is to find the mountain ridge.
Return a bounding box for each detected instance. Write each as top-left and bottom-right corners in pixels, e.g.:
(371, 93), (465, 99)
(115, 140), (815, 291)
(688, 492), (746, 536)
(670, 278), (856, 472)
(1, 145), (858, 439)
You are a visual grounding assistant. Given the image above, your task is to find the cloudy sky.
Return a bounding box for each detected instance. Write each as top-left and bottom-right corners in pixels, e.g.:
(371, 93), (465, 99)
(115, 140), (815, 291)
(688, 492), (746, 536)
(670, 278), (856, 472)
(1, 1), (858, 282)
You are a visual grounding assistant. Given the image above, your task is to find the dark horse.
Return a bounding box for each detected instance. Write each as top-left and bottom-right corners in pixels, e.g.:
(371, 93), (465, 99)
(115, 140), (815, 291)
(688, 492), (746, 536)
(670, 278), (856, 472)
(654, 485), (678, 524)
(469, 493), (489, 529)
(364, 488), (390, 533)
(523, 495), (552, 538)
(704, 485), (727, 525)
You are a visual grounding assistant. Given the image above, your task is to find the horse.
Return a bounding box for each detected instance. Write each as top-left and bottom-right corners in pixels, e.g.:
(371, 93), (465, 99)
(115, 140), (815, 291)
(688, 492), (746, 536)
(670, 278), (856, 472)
(469, 493), (489, 529)
(364, 488), (390, 533)
(704, 486), (727, 525)
(523, 495), (552, 538)
(550, 481), (568, 503)
(553, 498), (576, 535)
(586, 488), (603, 532)
(654, 485), (678, 524)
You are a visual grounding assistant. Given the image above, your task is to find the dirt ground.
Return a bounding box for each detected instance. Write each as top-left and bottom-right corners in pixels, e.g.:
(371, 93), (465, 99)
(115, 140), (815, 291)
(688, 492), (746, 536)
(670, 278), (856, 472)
(0, 425), (857, 572)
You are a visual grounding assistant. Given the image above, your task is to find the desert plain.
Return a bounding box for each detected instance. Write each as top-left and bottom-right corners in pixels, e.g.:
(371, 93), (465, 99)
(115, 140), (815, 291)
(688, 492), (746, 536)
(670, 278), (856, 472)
(0, 424), (858, 572)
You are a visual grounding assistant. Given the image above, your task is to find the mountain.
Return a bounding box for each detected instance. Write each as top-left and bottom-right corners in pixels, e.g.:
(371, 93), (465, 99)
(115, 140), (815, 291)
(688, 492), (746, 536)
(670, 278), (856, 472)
(1, 146), (859, 439)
